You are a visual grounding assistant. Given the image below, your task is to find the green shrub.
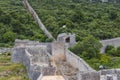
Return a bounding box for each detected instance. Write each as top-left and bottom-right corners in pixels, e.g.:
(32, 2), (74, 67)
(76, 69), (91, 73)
(70, 36), (102, 59)
(116, 46), (120, 57)
(45, 38), (54, 42)
(100, 54), (111, 64)
(105, 45), (114, 53)
(107, 48), (117, 56)
(3, 31), (16, 43)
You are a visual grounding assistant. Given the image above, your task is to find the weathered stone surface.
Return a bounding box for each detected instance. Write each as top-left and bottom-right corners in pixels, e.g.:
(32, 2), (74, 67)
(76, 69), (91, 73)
(0, 48), (12, 54)
(100, 37), (120, 53)
(77, 71), (100, 80)
(12, 44), (50, 80)
(12, 47), (25, 63)
(57, 33), (76, 47)
(100, 69), (120, 80)
(66, 50), (94, 72)
(52, 42), (66, 61)
(41, 76), (65, 80)
(12, 39), (96, 80)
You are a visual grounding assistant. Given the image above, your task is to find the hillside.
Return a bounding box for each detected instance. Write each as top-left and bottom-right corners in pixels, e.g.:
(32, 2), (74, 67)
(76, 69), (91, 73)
(1, 0), (120, 45)
(0, 0), (48, 47)
(28, 0), (120, 70)
(1, 0), (120, 71)
(29, 0), (120, 41)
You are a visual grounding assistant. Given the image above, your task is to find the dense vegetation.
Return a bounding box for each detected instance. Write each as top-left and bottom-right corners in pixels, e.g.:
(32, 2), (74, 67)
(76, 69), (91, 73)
(29, 0), (120, 41)
(1, 0), (120, 44)
(0, 53), (29, 80)
(70, 36), (120, 70)
(0, 0), (48, 47)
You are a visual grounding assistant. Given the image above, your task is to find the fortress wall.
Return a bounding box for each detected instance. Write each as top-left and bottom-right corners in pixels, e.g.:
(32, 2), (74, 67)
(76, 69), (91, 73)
(0, 48), (12, 54)
(12, 47), (25, 63)
(24, 46), (51, 80)
(77, 69), (120, 80)
(100, 37), (120, 53)
(23, 0), (54, 39)
(100, 69), (120, 80)
(77, 71), (100, 80)
(52, 42), (66, 61)
(51, 41), (93, 72)
(12, 46), (49, 80)
(66, 50), (94, 72)
(28, 64), (41, 80)
(14, 39), (52, 54)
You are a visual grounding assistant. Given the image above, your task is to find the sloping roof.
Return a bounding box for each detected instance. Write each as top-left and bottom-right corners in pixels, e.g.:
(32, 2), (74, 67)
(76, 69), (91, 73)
(41, 76), (65, 80)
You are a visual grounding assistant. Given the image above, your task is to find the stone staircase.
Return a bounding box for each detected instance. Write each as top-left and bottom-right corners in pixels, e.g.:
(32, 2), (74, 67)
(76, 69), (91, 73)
(56, 61), (78, 80)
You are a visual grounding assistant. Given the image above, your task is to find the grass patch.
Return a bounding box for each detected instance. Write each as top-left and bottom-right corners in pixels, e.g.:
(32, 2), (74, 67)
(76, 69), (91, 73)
(0, 53), (29, 80)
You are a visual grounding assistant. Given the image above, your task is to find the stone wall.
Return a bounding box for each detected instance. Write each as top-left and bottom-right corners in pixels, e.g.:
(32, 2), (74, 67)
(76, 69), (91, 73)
(76, 69), (120, 80)
(100, 37), (120, 53)
(52, 42), (66, 61)
(77, 71), (100, 80)
(12, 47), (25, 63)
(0, 48), (12, 54)
(14, 39), (52, 54)
(12, 39), (120, 80)
(100, 69), (120, 80)
(22, 0), (54, 39)
(12, 45), (51, 80)
(66, 50), (94, 72)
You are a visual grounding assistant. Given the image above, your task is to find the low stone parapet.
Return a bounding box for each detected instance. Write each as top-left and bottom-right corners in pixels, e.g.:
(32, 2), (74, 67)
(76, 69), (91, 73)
(66, 50), (94, 72)
(0, 48), (12, 54)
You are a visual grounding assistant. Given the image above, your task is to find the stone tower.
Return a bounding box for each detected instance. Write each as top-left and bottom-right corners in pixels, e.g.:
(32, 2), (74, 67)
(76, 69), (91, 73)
(57, 33), (76, 47)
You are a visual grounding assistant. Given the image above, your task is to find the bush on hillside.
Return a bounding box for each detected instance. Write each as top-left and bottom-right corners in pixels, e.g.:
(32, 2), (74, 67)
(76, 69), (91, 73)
(70, 35), (102, 59)
(3, 31), (16, 43)
(105, 45), (114, 53)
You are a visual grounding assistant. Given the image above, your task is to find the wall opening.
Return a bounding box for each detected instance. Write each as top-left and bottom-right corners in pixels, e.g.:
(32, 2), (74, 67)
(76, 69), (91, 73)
(65, 37), (70, 43)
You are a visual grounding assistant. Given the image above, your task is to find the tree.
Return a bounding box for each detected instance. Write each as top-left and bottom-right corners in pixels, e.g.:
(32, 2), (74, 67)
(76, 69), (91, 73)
(116, 46), (120, 56)
(3, 31), (16, 42)
(105, 45), (114, 53)
(109, 11), (118, 20)
(70, 35), (102, 59)
(100, 54), (111, 64)
(107, 48), (116, 56)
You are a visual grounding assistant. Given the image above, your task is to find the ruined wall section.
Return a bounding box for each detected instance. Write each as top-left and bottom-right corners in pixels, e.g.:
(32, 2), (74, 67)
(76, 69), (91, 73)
(100, 37), (120, 53)
(12, 45), (54, 80)
(12, 47), (42, 80)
